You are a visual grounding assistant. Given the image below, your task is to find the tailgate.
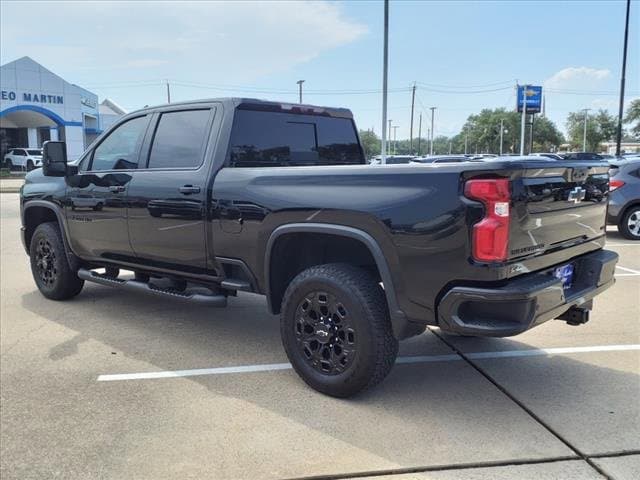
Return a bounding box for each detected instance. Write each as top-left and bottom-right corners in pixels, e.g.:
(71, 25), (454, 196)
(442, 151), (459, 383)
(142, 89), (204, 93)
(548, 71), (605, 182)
(509, 163), (609, 260)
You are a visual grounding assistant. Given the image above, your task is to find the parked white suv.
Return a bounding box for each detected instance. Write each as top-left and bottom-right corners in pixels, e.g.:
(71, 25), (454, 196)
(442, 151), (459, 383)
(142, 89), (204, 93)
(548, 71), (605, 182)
(3, 148), (43, 171)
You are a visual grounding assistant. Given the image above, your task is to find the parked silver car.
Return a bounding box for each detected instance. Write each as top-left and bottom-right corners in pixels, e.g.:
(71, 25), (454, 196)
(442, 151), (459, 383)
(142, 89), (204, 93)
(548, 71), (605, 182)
(607, 158), (640, 240)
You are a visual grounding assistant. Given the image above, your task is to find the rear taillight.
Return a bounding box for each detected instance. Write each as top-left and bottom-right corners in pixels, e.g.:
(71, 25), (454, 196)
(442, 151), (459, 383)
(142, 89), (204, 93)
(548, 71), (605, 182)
(609, 179), (625, 191)
(464, 178), (510, 262)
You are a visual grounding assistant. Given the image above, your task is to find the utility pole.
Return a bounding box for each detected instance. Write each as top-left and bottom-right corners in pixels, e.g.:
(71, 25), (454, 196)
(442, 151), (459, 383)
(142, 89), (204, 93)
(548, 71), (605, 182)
(392, 125), (399, 154)
(417, 112), (422, 156)
(499, 119), (504, 155)
(520, 84), (527, 155)
(448, 141), (452, 154)
(409, 83), (416, 154)
(429, 107), (436, 155)
(583, 108), (591, 151)
(380, 0), (389, 164)
(165, 79), (171, 103)
(296, 80), (305, 104)
(615, 0), (631, 156)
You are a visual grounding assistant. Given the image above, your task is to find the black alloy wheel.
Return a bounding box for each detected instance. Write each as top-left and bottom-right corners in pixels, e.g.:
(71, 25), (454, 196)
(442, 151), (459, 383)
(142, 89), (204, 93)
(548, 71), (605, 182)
(30, 222), (84, 300)
(34, 237), (58, 287)
(294, 291), (356, 375)
(281, 263), (398, 397)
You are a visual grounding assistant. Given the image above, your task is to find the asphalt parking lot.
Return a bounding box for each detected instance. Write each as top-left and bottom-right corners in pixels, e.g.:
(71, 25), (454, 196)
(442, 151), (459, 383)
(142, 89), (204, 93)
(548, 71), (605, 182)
(1, 192), (639, 480)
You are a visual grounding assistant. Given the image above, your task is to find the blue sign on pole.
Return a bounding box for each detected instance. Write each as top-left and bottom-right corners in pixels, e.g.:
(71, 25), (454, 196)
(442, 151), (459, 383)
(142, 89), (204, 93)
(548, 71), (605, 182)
(517, 85), (542, 113)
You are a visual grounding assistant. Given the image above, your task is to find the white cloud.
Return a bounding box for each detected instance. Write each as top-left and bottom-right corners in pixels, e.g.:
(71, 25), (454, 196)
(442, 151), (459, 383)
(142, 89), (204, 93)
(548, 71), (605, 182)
(544, 67), (611, 89)
(590, 98), (617, 110)
(0, 1), (367, 82)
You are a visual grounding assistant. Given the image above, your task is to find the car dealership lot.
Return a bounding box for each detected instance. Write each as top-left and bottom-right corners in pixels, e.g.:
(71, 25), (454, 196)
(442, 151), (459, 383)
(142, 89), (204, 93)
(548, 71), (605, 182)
(1, 193), (638, 480)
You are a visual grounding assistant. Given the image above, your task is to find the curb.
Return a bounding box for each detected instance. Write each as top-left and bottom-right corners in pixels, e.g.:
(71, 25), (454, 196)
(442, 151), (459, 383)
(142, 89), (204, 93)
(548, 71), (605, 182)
(1, 187), (21, 193)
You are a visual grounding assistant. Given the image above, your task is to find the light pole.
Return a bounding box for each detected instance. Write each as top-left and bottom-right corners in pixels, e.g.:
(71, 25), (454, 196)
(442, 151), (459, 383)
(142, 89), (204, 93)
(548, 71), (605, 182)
(499, 119), (504, 155)
(392, 125), (399, 154)
(417, 112), (422, 156)
(615, 0), (631, 156)
(464, 134), (468, 155)
(296, 80), (305, 104)
(583, 108), (591, 151)
(429, 107), (436, 155)
(380, 0), (389, 164)
(388, 119), (393, 152)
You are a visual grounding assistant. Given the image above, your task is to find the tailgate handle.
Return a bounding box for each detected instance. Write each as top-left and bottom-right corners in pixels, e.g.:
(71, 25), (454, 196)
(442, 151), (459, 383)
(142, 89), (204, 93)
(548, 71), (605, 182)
(571, 168), (589, 182)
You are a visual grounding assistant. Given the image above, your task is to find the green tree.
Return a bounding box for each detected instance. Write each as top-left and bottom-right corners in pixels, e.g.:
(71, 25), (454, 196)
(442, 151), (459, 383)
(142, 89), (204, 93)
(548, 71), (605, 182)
(358, 129), (380, 159)
(566, 109), (617, 152)
(624, 99), (640, 140)
(455, 108), (563, 155)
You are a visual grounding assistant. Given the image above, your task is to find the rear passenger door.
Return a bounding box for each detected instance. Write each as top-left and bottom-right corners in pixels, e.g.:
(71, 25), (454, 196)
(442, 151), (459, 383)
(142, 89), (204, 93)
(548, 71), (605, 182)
(126, 106), (215, 274)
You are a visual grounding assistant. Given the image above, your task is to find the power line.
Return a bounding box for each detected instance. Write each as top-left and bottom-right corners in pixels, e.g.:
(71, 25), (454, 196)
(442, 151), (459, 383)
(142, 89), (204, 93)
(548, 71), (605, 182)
(416, 79), (517, 89)
(84, 78), (638, 98)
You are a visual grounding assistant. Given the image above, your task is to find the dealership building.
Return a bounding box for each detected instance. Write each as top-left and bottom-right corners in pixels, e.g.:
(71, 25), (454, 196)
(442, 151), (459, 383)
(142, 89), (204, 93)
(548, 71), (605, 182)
(1, 56), (123, 160)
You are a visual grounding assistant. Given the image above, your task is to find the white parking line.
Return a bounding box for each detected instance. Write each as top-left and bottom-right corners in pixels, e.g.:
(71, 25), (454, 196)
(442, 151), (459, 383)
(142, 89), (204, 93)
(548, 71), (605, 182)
(97, 344), (640, 382)
(616, 265), (640, 274)
(608, 243), (640, 247)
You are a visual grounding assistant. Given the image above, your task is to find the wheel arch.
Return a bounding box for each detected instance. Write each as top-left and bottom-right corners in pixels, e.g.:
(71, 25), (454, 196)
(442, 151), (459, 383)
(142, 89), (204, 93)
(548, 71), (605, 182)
(264, 223), (409, 338)
(23, 201), (79, 269)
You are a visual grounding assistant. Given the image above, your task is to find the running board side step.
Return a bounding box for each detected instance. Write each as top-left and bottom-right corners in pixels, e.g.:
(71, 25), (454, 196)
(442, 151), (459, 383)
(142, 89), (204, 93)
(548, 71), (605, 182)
(77, 269), (228, 307)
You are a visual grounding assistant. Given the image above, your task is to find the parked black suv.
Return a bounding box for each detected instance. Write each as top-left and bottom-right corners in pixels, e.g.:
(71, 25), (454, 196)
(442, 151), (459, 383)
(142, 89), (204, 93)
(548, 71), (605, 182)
(21, 98), (618, 397)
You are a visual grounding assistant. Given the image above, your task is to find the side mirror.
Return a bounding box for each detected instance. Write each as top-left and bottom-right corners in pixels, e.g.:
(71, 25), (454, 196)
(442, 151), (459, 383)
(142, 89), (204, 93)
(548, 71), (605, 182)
(42, 141), (68, 177)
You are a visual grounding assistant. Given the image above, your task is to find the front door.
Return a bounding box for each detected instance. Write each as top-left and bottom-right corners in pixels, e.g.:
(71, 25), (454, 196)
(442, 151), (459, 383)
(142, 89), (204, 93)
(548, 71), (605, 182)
(126, 107), (215, 274)
(65, 114), (150, 261)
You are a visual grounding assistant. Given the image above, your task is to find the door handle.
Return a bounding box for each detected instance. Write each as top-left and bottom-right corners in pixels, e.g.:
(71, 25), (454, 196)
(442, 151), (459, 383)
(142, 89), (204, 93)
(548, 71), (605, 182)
(108, 185), (126, 193)
(179, 185), (201, 195)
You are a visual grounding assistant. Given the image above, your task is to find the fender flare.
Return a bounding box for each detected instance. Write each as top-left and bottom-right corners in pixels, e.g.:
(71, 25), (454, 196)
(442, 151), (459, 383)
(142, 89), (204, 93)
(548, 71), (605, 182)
(264, 223), (409, 338)
(23, 200), (79, 270)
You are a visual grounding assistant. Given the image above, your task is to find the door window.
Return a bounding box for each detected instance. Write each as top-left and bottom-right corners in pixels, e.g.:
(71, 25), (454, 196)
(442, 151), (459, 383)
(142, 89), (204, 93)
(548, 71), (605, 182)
(90, 116), (148, 171)
(147, 109), (211, 169)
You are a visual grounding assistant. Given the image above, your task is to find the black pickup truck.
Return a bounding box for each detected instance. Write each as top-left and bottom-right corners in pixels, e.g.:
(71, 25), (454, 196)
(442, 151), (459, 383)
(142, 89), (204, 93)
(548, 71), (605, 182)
(21, 98), (618, 397)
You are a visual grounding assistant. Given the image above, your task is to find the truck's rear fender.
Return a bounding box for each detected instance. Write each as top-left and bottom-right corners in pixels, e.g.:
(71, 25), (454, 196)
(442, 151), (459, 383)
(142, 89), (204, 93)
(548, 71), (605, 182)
(265, 223), (417, 339)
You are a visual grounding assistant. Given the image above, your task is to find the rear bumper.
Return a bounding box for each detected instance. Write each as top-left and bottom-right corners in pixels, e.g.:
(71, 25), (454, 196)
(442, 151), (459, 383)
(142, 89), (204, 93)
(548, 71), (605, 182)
(437, 249), (618, 337)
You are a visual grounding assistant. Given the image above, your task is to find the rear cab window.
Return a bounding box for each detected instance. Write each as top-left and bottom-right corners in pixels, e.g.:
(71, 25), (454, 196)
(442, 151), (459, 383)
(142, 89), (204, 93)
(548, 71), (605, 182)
(228, 107), (364, 167)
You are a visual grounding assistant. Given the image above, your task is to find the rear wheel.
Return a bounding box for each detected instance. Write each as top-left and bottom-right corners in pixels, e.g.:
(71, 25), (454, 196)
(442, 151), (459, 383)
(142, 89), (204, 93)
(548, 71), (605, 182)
(618, 206), (640, 240)
(30, 222), (84, 300)
(4, 159), (12, 170)
(280, 263), (398, 397)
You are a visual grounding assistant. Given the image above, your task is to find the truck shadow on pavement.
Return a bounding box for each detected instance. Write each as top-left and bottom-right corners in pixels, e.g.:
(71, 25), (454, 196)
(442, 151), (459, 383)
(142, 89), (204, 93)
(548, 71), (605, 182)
(20, 284), (640, 468)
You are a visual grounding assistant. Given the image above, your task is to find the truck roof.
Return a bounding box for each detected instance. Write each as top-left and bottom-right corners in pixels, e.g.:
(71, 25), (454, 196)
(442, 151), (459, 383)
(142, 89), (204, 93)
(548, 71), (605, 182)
(133, 97), (354, 119)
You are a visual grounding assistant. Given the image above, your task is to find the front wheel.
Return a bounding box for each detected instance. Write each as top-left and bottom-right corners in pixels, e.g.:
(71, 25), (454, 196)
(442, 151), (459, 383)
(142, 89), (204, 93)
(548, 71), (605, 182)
(26, 160), (34, 171)
(30, 222), (84, 300)
(618, 206), (640, 240)
(280, 263), (398, 397)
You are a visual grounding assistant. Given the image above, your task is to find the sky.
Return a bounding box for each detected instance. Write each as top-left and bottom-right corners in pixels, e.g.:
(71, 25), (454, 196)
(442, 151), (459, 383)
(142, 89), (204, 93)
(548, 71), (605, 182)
(1, 0), (638, 139)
